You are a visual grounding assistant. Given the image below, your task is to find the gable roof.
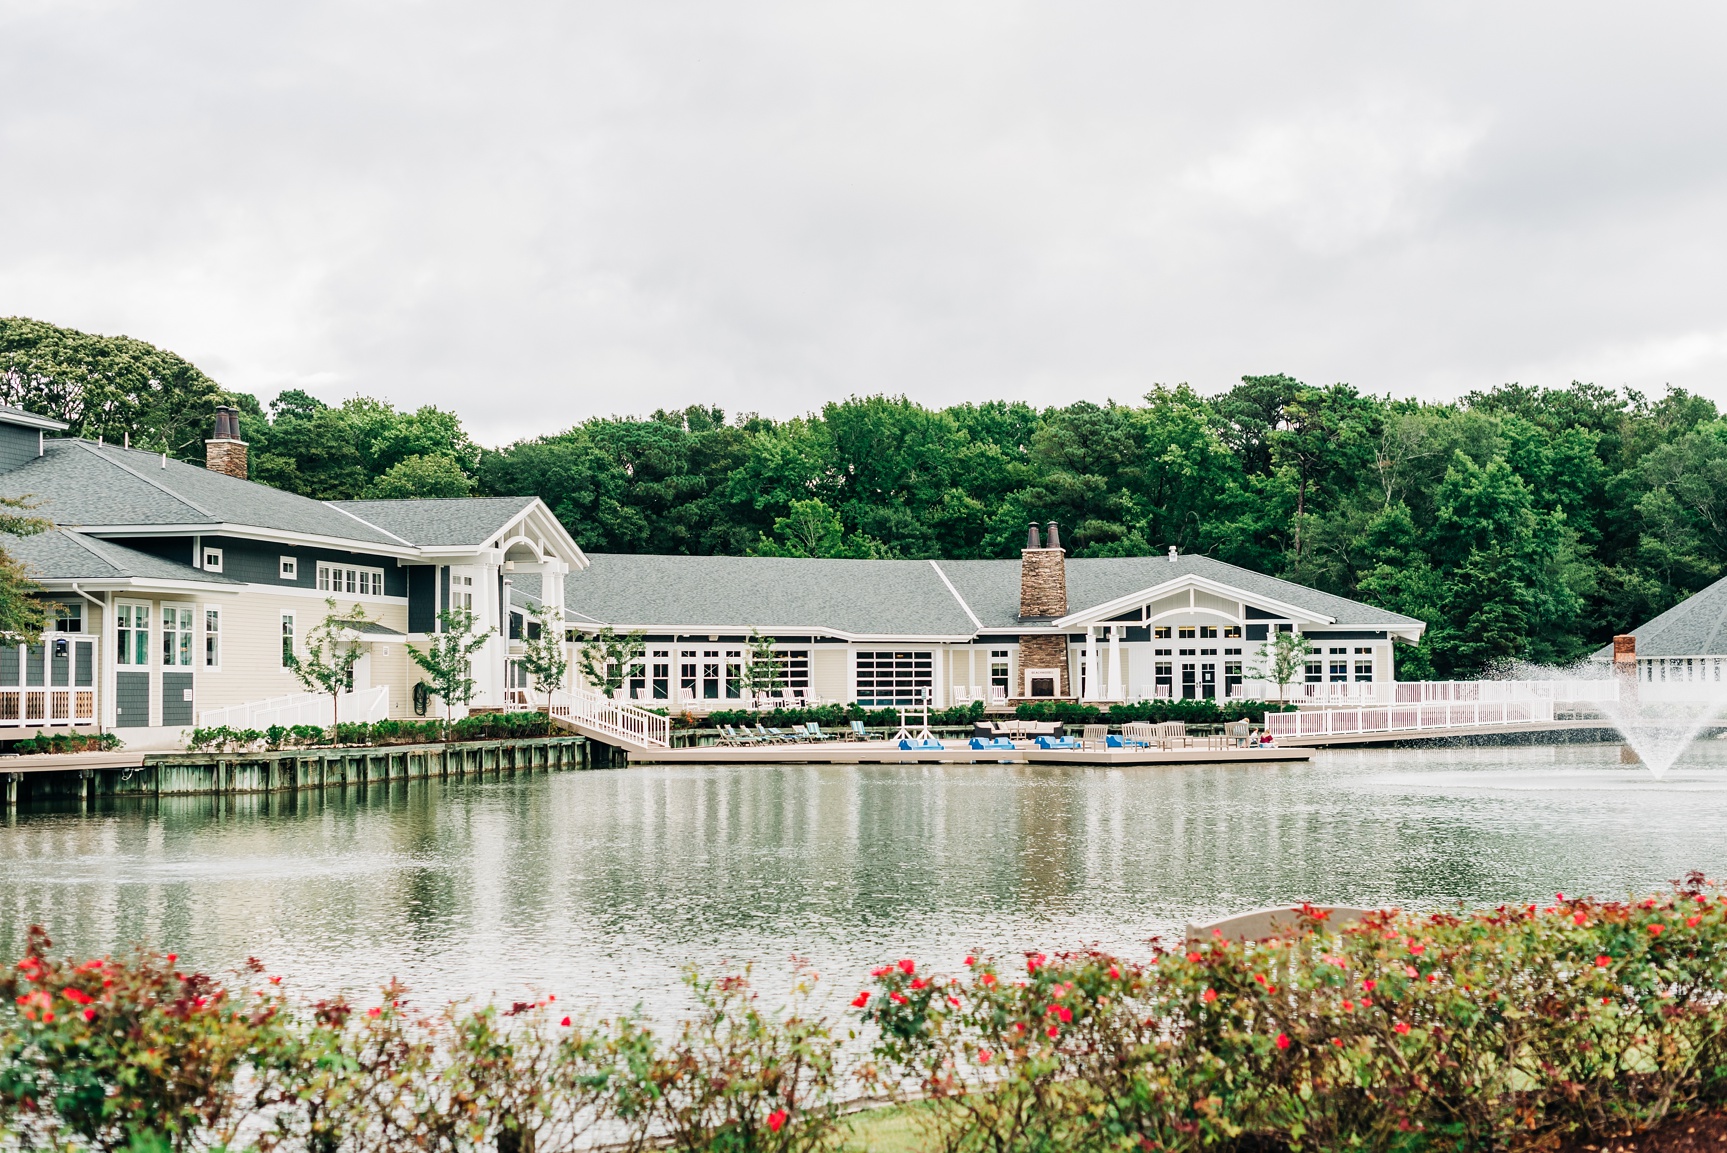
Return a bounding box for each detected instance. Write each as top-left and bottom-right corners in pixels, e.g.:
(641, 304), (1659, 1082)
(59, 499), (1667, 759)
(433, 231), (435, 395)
(565, 555), (979, 639)
(3, 529), (240, 587)
(938, 553), (1425, 633)
(563, 551), (1422, 640)
(1596, 575), (1727, 659)
(330, 496), (539, 547)
(0, 440), (406, 548)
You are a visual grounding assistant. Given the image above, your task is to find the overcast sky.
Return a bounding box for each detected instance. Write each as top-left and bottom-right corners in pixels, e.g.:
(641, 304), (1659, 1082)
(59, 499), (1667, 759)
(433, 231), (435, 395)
(3, 2), (1726, 443)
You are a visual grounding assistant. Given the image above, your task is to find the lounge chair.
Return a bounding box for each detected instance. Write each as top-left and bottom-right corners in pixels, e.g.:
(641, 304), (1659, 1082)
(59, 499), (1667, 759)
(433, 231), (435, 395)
(802, 722), (833, 741)
(766, 726), (802, 743)
(753, 723), (787, 744)
(1034, 735), (1082, 750)
(899, 736), (944, 751)
(1105, 732), (1151, 749)
(850, 720), (874, 741)
(969, 736), (1015, 751)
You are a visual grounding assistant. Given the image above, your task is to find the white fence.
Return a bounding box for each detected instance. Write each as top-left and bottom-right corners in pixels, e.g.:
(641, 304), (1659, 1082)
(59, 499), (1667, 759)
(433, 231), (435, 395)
(550, 686), (671, 748)
(1241, 679), (1621, 707)
(1265, 699), (1557, 739)
(199, 685), (390, 730)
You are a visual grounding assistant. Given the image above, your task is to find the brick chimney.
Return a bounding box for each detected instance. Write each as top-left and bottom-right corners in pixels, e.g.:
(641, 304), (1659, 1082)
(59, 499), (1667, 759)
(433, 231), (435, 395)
(1017, 519), (1071, 698)
(205, 405), (247, 480)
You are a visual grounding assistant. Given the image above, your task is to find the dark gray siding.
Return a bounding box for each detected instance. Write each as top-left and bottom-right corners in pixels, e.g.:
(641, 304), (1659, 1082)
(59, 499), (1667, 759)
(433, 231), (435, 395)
(408, 566), (436, 633)
(0, 425), (39, 472)
(161, 672), (194, 726)
(204, 536), (407, 595)
(115, 671), (150, 727)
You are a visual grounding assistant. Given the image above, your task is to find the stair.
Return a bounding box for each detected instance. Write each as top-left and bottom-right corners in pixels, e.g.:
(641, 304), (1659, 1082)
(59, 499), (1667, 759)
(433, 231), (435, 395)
(547, 687), (671, 751)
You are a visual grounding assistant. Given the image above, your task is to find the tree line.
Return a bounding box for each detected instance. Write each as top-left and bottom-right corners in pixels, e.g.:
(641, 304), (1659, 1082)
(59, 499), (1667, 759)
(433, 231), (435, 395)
(5, 316), (1724, 677)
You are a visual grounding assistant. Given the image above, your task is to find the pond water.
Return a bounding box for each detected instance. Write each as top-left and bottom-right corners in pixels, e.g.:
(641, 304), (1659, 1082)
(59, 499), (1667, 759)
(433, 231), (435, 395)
(2, 741), (1725, 1020)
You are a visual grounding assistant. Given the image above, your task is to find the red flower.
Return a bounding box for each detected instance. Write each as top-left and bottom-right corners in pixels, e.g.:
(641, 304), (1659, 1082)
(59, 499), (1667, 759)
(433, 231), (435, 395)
(1046, 1025), (1059, 1038)
(166, 954), (177, 964)
(1649, 924), (1665, 936)
(909, 977), (927, 990)
(1595, 955), (1611, 968)
(1027, 953), (1046, 972)
(898, 959), (916, 974)
(1331, 1037), (1343, 1047)
(269, 976), (282, 985)
(41, 1010), (54, 1023)
(767, 1109), (788, 1133)
(977, 1048), (993, 1064)
(1404, 965), (1418, 978)
(1394, 1022), (1410, 1035)
(1361, 979), (1376, 991)
(1687, 916), (1702, 928)
(851, 991), (870, 1008)
(1275, 1033), (1290, 1050)
(1202, 988), (1218, 1003)
(1408, 943), (1425, 955)
(870, 965), (892, 978)
(1341, 999), (1354, 1011)
(1186, 952), (1203, 963)
(1051, 1005), (1072, 1023)
(964, 955), (976, 966)
(946, 995), (960, 1007)
(1108, 965), (1121, 979)
(981, 973), (997, 987)
(889, 991), (907, 1005)
(1573, 912), (1588, 926)
(367, 1007), (381, 1018)
(62, 988), (92, 1006)
(1361, 997), (1373, 1007)
(82, 1008), (96, 1022)
(560, 1016), (572, 1027)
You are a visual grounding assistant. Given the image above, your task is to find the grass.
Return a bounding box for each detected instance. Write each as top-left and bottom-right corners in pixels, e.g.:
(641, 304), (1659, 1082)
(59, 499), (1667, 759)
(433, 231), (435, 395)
(841, 1101), (943, 1153)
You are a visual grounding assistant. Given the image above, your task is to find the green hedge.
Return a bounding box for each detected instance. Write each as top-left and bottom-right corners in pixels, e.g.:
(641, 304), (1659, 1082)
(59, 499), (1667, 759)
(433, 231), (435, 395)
(7, 732), (123, 755)
(185, 713), (554, 753)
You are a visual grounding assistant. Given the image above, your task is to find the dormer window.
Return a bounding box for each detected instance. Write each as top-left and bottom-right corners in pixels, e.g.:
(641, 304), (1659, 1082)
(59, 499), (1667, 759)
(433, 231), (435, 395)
(279, 556), (298, 580)
(202, 547), (223, 573)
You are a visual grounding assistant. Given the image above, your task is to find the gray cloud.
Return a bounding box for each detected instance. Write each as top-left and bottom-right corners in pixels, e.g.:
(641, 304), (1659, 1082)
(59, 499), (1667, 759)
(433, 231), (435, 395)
(3, 1), (1726, 442)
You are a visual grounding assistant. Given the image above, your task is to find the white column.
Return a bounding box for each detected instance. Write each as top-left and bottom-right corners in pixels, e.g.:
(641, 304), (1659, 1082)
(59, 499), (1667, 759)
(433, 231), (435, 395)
(1084, 626), (1099, 701)
(1107, 625), (1124, 701)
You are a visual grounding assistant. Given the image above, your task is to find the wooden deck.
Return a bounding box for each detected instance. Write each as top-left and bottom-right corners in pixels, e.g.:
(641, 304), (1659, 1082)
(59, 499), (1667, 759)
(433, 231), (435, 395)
(628, 741), (1312, 766)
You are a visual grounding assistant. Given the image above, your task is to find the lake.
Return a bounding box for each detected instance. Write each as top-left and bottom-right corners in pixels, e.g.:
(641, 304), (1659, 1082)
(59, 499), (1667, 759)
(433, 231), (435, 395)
(3, 741), (1724, 1020)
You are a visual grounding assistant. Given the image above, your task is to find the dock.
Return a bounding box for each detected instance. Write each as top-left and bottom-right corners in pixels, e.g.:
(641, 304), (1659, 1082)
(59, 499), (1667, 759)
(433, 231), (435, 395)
(627, 741), (1312, 765)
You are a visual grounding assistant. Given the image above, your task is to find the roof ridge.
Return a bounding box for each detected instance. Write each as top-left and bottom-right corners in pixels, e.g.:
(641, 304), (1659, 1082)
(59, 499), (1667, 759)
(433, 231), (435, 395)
(320, 501), (416, 546)
(928, 559), (982, 630)
(57, 529), (122, 574)
(71, 441), (214, 520)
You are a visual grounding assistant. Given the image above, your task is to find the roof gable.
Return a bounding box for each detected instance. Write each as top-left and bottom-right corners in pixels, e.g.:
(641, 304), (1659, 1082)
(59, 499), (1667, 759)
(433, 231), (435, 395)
(1598, 574), (1727, 659)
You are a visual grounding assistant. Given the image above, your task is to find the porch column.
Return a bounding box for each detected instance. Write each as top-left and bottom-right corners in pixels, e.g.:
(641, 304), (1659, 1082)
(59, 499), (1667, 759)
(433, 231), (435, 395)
(1107, 625), (1124, 701)
(1084, 626), (1099, 701)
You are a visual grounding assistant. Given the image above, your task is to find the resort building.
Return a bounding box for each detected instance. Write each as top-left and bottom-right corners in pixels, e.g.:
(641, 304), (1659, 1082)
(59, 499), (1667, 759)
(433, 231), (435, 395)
(0, 403), (1424, 746)
(1598, 575), (1727, 699)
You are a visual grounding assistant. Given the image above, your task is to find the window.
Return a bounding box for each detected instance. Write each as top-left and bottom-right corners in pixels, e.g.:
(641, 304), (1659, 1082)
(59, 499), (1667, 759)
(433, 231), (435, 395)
(775, 650), (811, 691)
(1329, 659), (1348, 683)
(52, 602), (82, 633)
(1178, 647), (1196, 656)
(1355, 659), (1373, 682)
(1154, 647), (1172, 656)
(509, 611), (523, 640)
(202, 547), (223, 573)
(650, 649), (671, 700)
(855, 651), (933, 706)
(1224, 647), (1242, 655)
(1199, 626), (1217, 639)
(1225, 661), (1243, 696)
(204, 608), (221, 668)
(456, 575), (473, 610)
(1199, 647), (1217, 656)
(116, 603), (149, 666)
(281, 613), (295, 668)
(318, 563), (387, 596)
(1178, 626), (1196, 639)
(162, 605), (193, 667)
(1155, 662), (1172, 695)
(989, 649), (1010, 694)
(279, 556), (298, 580)
(1223, 625), (1242, 639)
(1305, 658), (1322, 683)
(1153, 627), (1171, 640)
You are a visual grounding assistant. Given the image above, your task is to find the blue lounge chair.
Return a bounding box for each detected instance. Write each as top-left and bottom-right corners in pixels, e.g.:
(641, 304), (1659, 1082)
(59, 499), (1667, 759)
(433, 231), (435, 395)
(766, 726), (802, 743)
(850, 720), (873, 741)
(1105, 733), (1150, 749)
(969, 736), (1015, 751)
(1035, 735), (1082, 750)
(804, 723), (834, 741)
(899, 737), (944, 751)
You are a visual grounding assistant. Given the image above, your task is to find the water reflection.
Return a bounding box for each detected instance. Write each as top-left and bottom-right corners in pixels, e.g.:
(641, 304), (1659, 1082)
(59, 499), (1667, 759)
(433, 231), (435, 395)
(2, 743), (1724, 1022)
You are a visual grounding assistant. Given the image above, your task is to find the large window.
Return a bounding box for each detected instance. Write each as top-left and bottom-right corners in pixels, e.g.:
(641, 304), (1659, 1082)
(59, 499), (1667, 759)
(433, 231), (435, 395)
(162, 606), (194, 667)
(1354, 646), (1374, 682)
(116, 603), (149, 666)
(318, 563), (386, 597)
(989, 649), (1010, 695)
(650, 649), (671, 700)
(855, 651), (933, 706)
(281, 612), (296, 668)
(52, 602), (82, 633)
(774, 650), (810, 691)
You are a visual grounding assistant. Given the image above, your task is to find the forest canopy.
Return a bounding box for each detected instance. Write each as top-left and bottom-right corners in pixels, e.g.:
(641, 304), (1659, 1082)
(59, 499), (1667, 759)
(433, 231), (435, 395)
(4, 317), (1722, 679)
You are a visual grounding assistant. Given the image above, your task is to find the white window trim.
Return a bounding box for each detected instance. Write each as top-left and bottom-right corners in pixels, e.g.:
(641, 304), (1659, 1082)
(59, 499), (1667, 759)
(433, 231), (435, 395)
(203, 605), (222, 671)
(316, 562), (389, 599)
(202, 547), (224, 573)
(161, 603), (196, 668)
(279, 556), (298, 581)
(116, 600), (151, 668)
(280, 610), (297, 669)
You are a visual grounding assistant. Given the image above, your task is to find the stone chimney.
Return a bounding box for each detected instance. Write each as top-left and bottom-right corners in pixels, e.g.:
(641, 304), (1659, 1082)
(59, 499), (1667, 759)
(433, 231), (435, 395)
(1019, 521), (1068, 619)
(205, 405), (247, 480)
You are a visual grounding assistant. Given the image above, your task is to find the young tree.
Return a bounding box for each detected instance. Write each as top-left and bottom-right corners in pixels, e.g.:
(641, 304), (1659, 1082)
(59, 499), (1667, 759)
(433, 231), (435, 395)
(0, 494), (52, 643)
(575, 626), (645, 700)
(285, 598), (371, 742)
(1250, 630), (1311, 703)
(516, 603), (569, 712)
(409, 606), (492, 732)
(745, 631), (782, 700)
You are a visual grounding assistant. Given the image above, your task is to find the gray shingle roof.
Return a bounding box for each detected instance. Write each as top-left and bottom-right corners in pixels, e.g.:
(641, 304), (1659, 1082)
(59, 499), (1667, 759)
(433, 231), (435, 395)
(2, 529), (239, 585)
(0, 440), (404, 546)
(0, 405), (67, 431)
(564, 551), (1422, 638)
(1595, 576), (1727, 659)
(565, 555), (980, 637)
(939, 553), (1424, 630)
(330, 496), (537, 547)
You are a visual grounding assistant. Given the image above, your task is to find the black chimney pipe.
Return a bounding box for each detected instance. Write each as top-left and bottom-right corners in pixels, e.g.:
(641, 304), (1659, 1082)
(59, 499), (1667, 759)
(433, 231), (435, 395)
(1045, 521), (1062, 551)
(1025, 522), (1041, 550)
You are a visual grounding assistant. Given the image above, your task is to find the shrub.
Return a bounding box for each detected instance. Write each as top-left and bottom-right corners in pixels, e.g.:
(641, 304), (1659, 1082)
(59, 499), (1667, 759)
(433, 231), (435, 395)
(10, 732), (123, 755)
(1012, 698), (1291, 726)
(449, 711), (554, 741)
(697, 701), (985, 731)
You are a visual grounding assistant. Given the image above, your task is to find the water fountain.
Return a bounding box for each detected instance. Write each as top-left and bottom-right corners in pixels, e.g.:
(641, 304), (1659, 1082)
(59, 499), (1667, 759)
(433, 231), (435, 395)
(1523, 636), (1727, 781)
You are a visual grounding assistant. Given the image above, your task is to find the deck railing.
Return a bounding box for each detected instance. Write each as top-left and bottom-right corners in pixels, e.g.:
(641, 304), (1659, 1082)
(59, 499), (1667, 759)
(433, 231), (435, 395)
(0, 687), (97, 727)
(549, 687), (671, 748)
(1264, 699), (1557, 739)
(198, 686), (389, 730)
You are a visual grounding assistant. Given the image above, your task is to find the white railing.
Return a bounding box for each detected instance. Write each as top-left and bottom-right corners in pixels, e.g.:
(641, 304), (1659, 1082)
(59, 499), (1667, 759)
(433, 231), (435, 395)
(199, 686), (389, 730)
(0, 688), (97, 727)
(1391, 680), (1619, 704)
(1265, 699), (1557, 739)
(549, 686), (671, 748)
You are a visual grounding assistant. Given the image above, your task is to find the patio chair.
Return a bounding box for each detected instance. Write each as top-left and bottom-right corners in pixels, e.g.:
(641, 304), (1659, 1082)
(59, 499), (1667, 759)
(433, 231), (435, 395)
(850, 719), (875, 742)
(1224, 719), (1252, 748)
(766, 726), (802, 743)
(1081, 723), (1109, 749)
(753, 723), (787, 744)
(1034, 734), (1082, 750)
(802, 722), (833, 741)
(952, 686), (973, 705)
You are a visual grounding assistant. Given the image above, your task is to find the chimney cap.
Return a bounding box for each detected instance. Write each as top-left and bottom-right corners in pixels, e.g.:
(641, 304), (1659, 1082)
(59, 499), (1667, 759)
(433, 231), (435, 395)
(1025, 522), (1041, 550)
(1045, 520), (1062, 551)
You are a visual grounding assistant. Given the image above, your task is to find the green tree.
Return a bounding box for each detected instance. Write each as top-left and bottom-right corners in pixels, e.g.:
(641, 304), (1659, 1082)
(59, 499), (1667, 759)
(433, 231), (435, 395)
(745, 631), (782, 698)
(1251, 630), (1310, 702)
(284, 598), (371, 742)
(409, 607), (492, 731)
(516, 604), (569, 711)
(0, 495), (53, 643)
(575, 626), (645, 700)
(363, 454), (477, 499)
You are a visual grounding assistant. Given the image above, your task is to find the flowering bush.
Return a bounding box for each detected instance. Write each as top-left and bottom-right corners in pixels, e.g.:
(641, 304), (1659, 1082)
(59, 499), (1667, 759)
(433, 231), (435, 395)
(859, 876), (1727, 1153)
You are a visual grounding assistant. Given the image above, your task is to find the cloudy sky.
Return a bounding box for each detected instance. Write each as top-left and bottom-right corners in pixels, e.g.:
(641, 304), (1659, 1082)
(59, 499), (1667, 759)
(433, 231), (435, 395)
(3, 2), (1725, 443)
